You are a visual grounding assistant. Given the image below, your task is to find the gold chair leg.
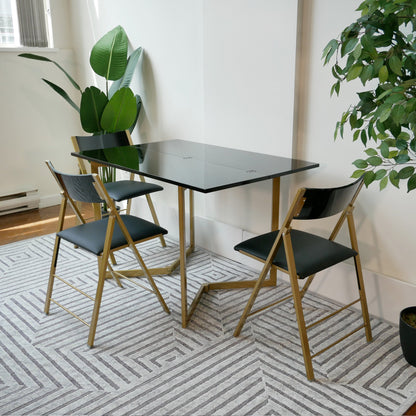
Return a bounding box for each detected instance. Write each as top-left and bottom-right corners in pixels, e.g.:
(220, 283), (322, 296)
(126, 198), (132, 215)
(145, 193), (166, 248)
(354, 255), (373, 342)
(233, 261), (273, 337)
(284, 233), (314, 381)
(87, 256), (108, 348)
(109, 252), (117, 265)
(136, 175), (165, 248)
(130, 243), (170, 314)
(45, 235), (61, 314)
(87, 216), (115, 347)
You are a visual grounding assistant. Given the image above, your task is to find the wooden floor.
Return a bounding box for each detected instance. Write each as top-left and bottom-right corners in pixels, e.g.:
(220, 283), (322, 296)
(0, 205), (416, 415)
(0, 204), (93, 246)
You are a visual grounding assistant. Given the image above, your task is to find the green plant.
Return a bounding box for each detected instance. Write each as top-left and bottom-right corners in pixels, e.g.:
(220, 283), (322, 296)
(403, 310), (416, 328)
(322, 0), (416, 192)
(19, 25), (142, 134)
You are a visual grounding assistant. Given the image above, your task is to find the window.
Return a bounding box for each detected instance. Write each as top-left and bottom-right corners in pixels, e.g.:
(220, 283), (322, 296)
(0, 0), (52, 48)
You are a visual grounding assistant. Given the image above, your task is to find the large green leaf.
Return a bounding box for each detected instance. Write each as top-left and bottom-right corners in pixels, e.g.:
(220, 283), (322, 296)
(19, 53), (82, 92)
(90, 26), (128, 81)
(109, 47), (143, 98)
(42, 79), (80, 112)
(100, 87), (137, 133)
(80, 87), (108, 133)
(128, 94), (142, 133)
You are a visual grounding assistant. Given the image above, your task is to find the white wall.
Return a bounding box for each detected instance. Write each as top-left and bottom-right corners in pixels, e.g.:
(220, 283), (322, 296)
(0, 0), (81, 207)
(67, 0), (298, 234)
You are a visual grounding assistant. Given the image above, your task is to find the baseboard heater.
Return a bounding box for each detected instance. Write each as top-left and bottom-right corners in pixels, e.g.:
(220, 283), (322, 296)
(0, 188), (39, 216)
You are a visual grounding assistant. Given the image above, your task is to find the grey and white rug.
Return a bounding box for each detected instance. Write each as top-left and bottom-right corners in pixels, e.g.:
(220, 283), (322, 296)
(0, 234), (415, 415)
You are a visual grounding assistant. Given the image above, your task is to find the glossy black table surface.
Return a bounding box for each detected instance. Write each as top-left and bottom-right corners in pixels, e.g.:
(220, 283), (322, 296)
(72, 139), (319, 193)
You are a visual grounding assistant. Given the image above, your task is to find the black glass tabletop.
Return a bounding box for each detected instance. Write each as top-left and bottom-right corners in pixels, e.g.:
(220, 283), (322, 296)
(72, 139), (319, 193)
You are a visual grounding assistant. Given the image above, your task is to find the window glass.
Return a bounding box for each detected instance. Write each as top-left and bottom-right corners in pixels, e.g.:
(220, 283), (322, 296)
(0, 0), (52, 48)
(0, 0), (19, 45)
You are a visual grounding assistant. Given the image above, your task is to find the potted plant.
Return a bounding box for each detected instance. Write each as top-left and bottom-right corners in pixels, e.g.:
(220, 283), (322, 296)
(19, 25), (142, 183)
(322, 0), (416, 365)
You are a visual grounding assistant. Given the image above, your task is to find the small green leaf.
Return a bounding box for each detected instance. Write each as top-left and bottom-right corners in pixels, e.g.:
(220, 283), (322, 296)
(379, 65), (389, 83)
(395, 154), (410, 164)
(367, 156), (382, 166)
(353, 43), (363, 59)
(369, 122), (378, 141)
(389, 55), (402, 75)
(350, 112), (357, 129)
(363, 171), (376, 186)
(365, 148), (378, 156)
(361, 35), (377, 58)
(398, 166), (415, 179)
(407, 174), (416, 192)
(375, 169), (387, 180)
(377, 88), (392, 101)
(353, 129), (361, 142)
(380, 176), (388, 190)
(397, 132), (410, 142)
(360, 65), (374, 84)
(379, 106), (391, 122)
(389, 170), (400, 188)
(330, 81), (340, 96)
(322, 39), (339, 64)
(342, 38), (359, 57)
(347, 64), (363, 81)
(391, 105), (406, 124)
(396, 138), (408, 150)
(334, 121), (340, 140)
(352, 169), (366, 178)
(361, 129), (368, 145)
(353, 159), (368, 168)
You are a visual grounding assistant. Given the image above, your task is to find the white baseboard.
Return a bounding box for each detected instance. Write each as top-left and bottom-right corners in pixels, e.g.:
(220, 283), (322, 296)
(39, 193), (61, 209)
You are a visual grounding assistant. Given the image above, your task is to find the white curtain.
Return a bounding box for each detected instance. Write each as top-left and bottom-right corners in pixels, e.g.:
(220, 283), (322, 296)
(16, 0), (47, 47)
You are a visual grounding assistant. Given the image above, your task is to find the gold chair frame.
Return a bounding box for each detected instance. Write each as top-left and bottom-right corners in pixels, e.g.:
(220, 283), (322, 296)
(234, 179), (372, 381)
(44, 161), (170, 347)
(71, 130), (166, 248)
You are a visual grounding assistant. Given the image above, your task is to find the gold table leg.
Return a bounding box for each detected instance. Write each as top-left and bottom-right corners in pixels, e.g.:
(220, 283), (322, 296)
(270, 177), (280, 285)
(178, 186), (188, 328)
(181, 178), (281, 327)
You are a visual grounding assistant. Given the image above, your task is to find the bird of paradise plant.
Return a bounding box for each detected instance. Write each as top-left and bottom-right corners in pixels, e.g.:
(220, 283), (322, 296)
(19, 25), (142, 185)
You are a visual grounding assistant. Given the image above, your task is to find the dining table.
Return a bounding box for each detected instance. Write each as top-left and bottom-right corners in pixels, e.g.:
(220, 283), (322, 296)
(72, 139), (319, 327)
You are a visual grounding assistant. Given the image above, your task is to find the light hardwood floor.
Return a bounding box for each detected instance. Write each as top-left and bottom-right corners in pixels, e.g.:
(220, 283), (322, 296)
(0, 204), (93, 246)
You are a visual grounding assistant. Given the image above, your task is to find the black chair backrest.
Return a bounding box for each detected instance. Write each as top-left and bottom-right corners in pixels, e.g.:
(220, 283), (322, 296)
(74, 131), (130, 152)
(46, 161), (103, 204)
(295, 177), (364, 220)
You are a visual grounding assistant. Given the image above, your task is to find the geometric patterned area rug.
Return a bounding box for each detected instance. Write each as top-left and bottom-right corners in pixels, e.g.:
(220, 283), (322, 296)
(1, 234), (416, 416)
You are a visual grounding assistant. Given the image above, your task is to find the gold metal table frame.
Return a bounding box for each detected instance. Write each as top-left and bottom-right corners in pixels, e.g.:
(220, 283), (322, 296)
(73, 140), (318, 328)
(177, 178), (281, 328)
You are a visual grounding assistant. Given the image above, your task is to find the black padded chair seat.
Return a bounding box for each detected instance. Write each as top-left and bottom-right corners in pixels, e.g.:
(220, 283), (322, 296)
(104, 180), (163, 202)
(58, 215), (168, 255)
(234, 229), (357, 279)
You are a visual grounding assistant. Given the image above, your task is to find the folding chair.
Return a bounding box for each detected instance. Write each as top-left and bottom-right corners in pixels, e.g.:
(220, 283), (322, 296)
(44, 161), (170, 347)
(71, 130), (166, 248)
(233, 177), (372, 381)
